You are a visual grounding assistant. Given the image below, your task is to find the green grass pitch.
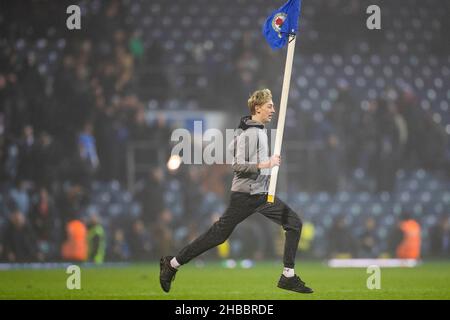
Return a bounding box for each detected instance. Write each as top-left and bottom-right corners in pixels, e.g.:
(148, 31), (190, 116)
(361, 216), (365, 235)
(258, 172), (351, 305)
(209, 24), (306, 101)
(1, 261), (449, 300)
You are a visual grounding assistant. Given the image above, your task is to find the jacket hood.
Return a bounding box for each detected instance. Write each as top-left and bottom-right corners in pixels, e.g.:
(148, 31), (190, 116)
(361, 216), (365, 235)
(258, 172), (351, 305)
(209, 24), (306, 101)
(238, 116), (264, 130)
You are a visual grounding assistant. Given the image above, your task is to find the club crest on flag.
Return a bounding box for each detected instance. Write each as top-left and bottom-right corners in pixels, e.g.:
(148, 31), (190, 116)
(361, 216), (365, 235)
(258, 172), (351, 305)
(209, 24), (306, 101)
(272, 13), (287, 38)
(262, 0), (302, 50)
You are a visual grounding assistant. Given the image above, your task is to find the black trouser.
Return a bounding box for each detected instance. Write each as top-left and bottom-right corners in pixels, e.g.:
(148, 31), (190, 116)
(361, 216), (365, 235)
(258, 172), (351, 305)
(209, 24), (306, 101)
(176, 192), (302, 268)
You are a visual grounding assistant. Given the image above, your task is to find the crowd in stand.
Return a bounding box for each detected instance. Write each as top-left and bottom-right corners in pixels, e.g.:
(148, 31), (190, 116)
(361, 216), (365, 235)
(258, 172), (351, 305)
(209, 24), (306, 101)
(296, 84), (450, 193)
(0, 1), (174, 262)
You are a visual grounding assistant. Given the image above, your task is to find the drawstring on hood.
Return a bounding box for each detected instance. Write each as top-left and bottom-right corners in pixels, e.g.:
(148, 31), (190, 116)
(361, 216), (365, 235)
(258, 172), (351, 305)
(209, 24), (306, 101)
(230, 115), (270, 195)
(238, 116), (265, 131)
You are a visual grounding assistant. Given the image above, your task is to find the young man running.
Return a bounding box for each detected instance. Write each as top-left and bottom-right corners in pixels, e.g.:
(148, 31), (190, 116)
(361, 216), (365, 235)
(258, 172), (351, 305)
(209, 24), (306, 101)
(160, 89), (313, 294)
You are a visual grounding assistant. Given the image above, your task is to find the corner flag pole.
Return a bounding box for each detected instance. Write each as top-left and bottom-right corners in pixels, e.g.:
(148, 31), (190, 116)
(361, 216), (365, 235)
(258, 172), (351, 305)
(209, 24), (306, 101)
(267, 34), (296, 203)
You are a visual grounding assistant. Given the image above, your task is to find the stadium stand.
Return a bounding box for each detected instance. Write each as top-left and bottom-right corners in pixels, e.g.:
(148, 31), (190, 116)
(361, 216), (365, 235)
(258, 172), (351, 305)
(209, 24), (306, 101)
(0, 0), (449, 262)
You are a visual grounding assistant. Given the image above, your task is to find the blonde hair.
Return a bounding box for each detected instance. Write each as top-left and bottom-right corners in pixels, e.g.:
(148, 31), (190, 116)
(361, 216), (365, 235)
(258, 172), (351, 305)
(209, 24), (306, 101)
(247, 89), (272, 115)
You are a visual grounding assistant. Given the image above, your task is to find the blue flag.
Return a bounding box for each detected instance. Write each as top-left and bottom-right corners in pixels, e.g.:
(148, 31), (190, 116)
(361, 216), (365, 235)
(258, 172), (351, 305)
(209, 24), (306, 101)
(262, 0), (301, 50)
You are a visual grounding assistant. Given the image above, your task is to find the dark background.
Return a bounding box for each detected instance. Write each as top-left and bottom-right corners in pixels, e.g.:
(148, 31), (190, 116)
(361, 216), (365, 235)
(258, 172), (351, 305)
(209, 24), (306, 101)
(0, 0), (449, 264)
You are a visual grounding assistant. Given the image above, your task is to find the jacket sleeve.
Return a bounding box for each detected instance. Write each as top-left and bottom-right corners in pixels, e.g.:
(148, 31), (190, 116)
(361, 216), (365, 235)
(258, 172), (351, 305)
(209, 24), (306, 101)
(232, 130), (260, 174)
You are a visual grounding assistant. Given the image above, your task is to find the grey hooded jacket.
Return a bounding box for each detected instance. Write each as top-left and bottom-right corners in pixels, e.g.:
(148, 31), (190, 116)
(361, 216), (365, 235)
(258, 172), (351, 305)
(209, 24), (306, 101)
(228, 116), (271, 194)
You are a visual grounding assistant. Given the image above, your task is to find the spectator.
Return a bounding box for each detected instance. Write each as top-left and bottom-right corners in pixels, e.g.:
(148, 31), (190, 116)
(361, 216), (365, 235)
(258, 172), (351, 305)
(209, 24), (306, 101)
(67, 142), (98, 188)
(298, 221), (316, 258)
(390, 103), (408, 167)
(328, 82), (361, 181)
(30, 187), (60, 261)
(130, 107), (151, 141)
(87, 213), (106, 264)
(183, 166), (204, 221)
(8, 180), (31, 216)
(358, 100), (378, 176)
(109, 228), (130, 261)
(78, 122), (100, 172)
(397, 88), (423, 170)
(34, 132), (60, 188)
(429, 215), (450, 258)
(114, 45), (134, 94)
(109, 108), (130, 182)
(57, 184), (87, 225)
(373, 97), (400, 192)
(327, 215), (355, 258)
(388, 212), (421, 259)
(128, 219), (153, 261)
(2, 210), (40, 262)
(313, 115), (343, 193)
(94, 105), (116, 181)
(149, 114), (172, 162)
(61, 218), (88, 262)
(0, 112), (6, 181)
(152, 208), (174, 258)
(357, 217), (380, 258)
(136, 167), (165, 229)
(421, 113), (448, 172)
(129, 30), (144, 61)
(139, 41), (168, 101)
(17, 125), (38, 183)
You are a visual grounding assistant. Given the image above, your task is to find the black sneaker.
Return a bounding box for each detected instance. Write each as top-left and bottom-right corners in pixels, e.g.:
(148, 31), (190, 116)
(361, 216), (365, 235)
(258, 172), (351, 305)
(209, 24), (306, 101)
(159, 256), (178, 293)
(277, 274), (314, 294)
